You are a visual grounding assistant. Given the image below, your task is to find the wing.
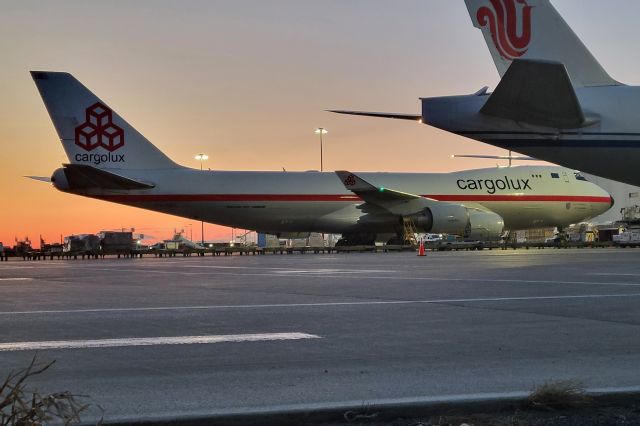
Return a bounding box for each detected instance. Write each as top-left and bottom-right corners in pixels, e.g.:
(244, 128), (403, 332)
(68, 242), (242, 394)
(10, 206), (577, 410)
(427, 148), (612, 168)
(335, 170), (437, 216)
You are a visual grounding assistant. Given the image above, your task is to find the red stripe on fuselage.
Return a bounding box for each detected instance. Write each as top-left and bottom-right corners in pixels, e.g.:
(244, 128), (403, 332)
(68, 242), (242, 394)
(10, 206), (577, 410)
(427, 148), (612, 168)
(92, 194), (611, 203)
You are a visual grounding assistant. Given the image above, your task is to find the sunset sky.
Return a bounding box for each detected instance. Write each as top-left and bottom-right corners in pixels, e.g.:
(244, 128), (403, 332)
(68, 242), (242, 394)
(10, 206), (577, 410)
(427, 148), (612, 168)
(1, 0), (638, 246)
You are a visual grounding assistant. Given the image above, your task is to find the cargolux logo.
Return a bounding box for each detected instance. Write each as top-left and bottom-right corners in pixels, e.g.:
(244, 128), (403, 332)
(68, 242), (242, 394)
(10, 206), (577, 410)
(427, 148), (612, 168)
(476, 0), (533, 61)
(75, 102), (124, 152)
(457, 177), (531, 194)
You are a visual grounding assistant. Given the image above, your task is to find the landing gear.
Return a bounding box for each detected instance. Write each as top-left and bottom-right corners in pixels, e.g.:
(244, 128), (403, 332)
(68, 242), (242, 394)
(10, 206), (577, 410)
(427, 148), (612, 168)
(386, 237), (404, 246)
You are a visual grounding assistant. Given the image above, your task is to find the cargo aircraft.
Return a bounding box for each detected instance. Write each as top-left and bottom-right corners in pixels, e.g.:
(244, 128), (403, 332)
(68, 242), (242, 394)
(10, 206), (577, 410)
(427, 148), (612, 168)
(30, 71), (612, 245)
(330, 0), (640, 187)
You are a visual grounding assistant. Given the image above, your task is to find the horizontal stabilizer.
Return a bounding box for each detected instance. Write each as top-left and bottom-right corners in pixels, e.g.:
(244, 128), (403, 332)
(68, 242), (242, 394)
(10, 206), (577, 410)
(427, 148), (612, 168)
(336, 170), (433, 216)
(327, 110), (421, 121)
(62, 164), (155, 190)
(481, 59), (588, 129)
(25, 176), (52, 183)
(452, 155), (536, 161)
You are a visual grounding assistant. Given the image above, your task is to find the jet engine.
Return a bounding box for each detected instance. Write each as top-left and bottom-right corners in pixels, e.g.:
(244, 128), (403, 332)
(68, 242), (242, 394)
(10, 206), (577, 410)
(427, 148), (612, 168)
(407, 205), (504, 241)
(466, 209), (504, 241)
(407, 204), (469, 235)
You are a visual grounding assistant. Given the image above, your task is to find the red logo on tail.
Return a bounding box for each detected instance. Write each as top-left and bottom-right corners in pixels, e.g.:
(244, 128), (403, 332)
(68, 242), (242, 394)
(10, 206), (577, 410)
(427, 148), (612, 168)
(343, 174), (357, 187)
(75, 102), (125, 152)
(477, 0), (533, 61)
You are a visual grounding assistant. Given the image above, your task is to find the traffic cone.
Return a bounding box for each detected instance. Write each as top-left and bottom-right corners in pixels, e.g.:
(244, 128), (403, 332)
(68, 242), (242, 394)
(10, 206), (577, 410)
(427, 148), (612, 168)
(417, 240), (426, 257)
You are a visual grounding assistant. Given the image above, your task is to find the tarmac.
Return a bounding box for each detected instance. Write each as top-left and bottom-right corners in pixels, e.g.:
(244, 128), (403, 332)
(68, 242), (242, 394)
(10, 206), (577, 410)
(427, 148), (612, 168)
(1, 248), (640, 423)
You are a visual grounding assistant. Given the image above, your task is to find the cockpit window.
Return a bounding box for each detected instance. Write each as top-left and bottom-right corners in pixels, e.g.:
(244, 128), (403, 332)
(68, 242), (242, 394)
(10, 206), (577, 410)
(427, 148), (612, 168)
(551, 173), (560, 179)
(574, 172), (588, 182)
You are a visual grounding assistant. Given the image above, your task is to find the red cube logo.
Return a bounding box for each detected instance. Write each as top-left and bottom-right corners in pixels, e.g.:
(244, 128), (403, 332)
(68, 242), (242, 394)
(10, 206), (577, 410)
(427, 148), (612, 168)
(74, 102), (125, 152)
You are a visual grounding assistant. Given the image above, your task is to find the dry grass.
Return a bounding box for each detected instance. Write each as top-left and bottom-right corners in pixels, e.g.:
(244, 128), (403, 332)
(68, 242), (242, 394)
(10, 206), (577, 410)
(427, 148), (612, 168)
(0, 355), (99, 425)
(527, 380), (592, 411)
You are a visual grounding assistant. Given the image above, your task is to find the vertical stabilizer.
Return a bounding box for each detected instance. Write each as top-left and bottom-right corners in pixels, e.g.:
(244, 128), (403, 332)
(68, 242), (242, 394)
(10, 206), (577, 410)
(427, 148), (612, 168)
(464, 0), (619, 87)
(31, 71), (178, 170)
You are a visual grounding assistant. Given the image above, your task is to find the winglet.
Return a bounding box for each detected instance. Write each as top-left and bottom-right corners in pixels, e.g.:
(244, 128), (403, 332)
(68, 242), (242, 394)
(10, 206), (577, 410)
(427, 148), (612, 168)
(335, 170), (378, 193)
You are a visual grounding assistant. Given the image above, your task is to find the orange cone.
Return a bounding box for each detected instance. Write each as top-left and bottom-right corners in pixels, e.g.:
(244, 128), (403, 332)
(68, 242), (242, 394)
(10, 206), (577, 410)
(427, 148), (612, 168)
(417, 240), (426, 257)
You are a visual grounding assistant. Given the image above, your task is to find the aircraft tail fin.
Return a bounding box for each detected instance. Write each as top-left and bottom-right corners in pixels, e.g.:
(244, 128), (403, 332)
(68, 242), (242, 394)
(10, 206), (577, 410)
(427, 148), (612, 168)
(31, 71), (178, 170)
(464, 0), (619, 87)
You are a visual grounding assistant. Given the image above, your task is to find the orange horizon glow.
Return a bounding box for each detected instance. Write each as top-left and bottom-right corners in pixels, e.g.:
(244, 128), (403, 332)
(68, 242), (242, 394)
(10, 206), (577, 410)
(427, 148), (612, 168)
(2, 1), (634, 248)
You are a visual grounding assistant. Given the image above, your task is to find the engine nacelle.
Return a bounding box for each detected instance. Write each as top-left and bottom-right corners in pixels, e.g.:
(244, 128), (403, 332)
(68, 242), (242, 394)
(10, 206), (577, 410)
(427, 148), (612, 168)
(466, 209), (504, 241)
(50, 168), (70, 192)
(408, 203), (469, 235)
(407, 204), (504, 241)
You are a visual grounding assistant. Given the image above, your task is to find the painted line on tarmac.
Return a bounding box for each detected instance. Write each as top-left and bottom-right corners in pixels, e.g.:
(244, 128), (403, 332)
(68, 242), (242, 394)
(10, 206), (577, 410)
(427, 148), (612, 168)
(0, 278), (33, 281)
(104, 264), (398, 274)
(589, 273), (640, 277)
(67, 266), (640, 287)
(1, 293), (639, 316)
(0, 332), (320, 352)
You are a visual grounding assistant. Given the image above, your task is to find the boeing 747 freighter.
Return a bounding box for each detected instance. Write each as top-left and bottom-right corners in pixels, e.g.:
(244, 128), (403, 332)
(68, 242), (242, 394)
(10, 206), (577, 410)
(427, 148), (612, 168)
(31, 71), (612, 245)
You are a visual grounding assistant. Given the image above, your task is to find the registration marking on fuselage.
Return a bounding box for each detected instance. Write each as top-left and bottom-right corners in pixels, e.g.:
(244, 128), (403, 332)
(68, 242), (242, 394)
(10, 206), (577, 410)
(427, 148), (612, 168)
(0, 333), (321, 352)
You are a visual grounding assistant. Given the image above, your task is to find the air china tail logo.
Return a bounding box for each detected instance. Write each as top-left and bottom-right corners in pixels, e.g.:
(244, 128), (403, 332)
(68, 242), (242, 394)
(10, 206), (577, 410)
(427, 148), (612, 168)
(343, 174), (357, 187)
(476, 0), (533, 61)
(74, 102), (125, 165)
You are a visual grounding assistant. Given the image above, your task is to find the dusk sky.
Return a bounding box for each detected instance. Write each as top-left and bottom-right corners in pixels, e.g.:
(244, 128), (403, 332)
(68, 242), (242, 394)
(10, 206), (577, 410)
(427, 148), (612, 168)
(1, 1), (638, 245)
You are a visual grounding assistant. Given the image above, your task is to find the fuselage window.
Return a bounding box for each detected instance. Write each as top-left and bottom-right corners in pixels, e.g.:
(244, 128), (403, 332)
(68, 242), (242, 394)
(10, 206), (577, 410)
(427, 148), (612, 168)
(551, 173), (560, 179)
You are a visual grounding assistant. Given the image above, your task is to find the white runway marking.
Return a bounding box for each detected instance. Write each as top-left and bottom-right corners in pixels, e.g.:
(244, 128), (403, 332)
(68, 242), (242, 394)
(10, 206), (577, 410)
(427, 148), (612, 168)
(71, 266), (640, 287)
(273, 269), (384, 275)
(590, 273), (640, 277)
(0, 332), (320, 352)
(0, 278), (33, 281)
(1, 293), (639, 316)
(147, 263), (395, 274)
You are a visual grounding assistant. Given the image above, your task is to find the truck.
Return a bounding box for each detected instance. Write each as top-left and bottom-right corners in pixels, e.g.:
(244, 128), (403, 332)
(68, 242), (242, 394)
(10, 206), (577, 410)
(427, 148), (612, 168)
(613, 228), (640, 247)
(98, 231), (134, 254)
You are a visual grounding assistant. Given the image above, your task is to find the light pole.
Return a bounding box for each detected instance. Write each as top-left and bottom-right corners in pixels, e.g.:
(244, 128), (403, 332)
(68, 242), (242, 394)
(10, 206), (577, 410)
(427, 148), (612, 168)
(314, 128), (328, 172)
(194, 153), (209, 246)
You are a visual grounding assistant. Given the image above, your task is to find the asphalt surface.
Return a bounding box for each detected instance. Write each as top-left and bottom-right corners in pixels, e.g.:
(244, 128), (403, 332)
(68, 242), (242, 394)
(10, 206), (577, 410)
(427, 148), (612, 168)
(1, 249), (640, 422)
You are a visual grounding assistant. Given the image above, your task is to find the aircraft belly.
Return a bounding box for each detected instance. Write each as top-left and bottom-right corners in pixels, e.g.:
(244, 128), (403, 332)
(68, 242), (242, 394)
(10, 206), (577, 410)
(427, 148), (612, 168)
(112, 200), (361, 233)
(485, 201), (579, 230)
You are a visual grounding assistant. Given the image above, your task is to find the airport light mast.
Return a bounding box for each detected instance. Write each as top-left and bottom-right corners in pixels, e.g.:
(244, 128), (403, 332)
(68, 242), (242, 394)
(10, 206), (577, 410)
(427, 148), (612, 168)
(314, 128), (328, 172)
(194, 153), (209, 246)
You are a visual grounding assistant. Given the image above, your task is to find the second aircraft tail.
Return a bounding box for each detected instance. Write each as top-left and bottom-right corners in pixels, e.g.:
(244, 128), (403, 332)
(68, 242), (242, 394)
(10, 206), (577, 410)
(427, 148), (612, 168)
(464, 0), (619, 87)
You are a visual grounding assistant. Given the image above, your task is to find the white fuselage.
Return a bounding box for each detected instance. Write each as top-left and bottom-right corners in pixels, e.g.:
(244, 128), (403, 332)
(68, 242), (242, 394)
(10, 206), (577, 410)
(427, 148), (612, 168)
(61, 165), (612, 235)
